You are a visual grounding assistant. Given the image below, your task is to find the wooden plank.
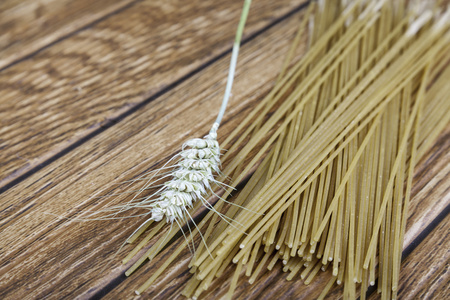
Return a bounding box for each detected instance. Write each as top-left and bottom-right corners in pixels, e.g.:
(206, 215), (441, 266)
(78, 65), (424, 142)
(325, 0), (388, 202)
(0, 0), (306, 188)
(388, 213), (450, 300)
(0, 0), (137, 70)
(0, 6), (310, 299)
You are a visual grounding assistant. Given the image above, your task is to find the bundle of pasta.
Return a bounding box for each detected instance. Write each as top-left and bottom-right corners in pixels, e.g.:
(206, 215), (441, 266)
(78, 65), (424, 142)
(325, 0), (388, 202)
(121, 0), (450, 299)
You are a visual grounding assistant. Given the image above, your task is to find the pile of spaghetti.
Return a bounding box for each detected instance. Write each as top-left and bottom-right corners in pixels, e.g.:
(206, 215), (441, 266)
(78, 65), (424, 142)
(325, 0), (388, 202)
(122, 1), (450, 299)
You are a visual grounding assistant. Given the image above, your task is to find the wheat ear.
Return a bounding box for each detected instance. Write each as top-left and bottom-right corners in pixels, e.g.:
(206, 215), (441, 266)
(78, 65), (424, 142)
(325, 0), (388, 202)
(133, 0), (252, 225)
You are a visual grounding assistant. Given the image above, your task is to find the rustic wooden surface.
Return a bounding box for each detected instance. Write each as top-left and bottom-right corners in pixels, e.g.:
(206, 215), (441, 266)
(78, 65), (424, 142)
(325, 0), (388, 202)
(0, 1), (448, 299)
(0, 0), (303, 188)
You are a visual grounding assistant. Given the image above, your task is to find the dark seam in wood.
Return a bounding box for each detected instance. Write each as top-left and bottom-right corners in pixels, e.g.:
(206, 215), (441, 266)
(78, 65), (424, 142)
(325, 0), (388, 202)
(402, 203), (450, 260)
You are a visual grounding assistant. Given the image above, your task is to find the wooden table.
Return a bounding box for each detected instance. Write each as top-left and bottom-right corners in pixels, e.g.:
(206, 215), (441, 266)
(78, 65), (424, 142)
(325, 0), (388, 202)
(0, 1), (448, 299)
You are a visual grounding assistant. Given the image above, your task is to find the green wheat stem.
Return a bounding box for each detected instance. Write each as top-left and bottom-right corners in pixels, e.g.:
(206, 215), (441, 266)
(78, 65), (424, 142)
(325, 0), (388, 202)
(211, 0), (252, 133)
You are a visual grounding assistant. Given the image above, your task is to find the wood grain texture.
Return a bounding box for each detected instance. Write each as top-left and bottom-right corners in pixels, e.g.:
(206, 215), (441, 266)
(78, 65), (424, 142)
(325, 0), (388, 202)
(0, 0), (306, 188)
(0, 1), (449, 300)
(0, 0), (138, 70)
(386, 213), (450, 300)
